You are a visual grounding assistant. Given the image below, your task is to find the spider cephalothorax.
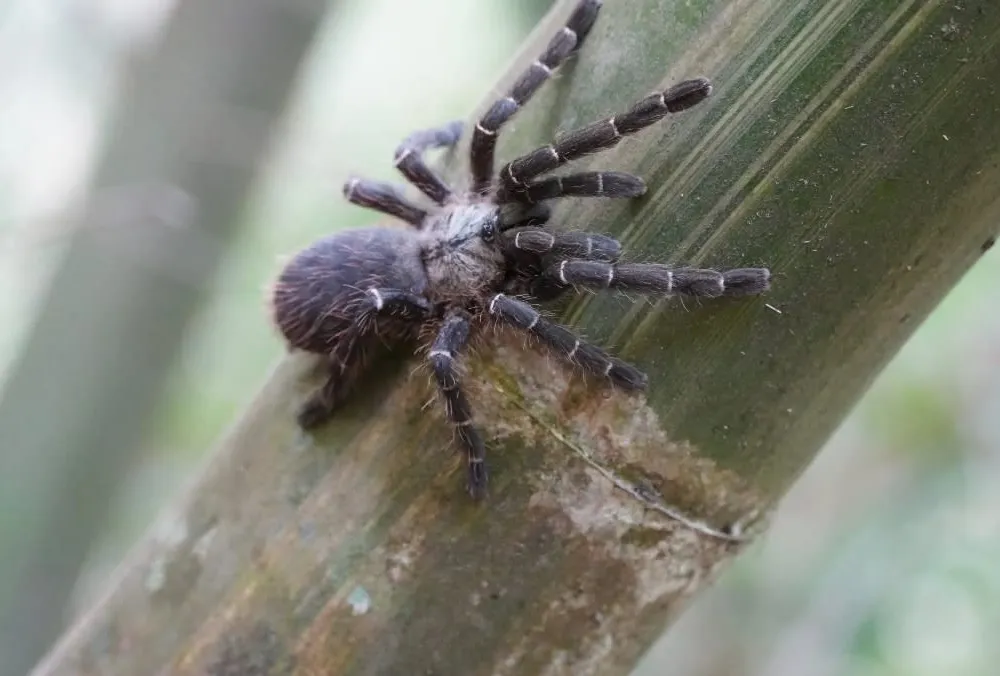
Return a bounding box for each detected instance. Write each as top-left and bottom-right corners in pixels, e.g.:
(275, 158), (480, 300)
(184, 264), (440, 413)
(271, 0), (770, 498)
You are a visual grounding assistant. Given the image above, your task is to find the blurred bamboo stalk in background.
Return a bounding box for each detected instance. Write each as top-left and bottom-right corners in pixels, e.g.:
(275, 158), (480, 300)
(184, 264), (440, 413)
(0, 1), (331, 675)
(26, 0), (1000, 674)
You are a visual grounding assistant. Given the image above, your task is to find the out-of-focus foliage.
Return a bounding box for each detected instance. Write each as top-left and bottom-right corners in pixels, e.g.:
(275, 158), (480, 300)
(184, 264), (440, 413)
(1, 1), (330, 672)
(1, 1), (997, 674)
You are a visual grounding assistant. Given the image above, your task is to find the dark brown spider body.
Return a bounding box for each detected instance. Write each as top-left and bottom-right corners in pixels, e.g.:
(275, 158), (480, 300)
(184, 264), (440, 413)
(270, 0), (772, 499)
(418, 201), (506, 302)
(272, 199), (513, 355)
(273, 227), (429, 354)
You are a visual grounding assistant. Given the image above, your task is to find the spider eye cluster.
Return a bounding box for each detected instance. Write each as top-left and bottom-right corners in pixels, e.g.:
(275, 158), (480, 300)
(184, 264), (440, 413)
(480, 216), (498, 242)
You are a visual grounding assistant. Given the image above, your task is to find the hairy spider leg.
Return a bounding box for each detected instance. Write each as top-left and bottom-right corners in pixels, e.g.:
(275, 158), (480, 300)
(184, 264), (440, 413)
(469, 0), (603, 194)
(497, 227), (621, 302)
(394, 121), (464, 205)
(488, 293), (648, 390)
(342, 177), (428, 226)
(342, 121), (463, 224)
(499, 203), (552, 231)
(497, 171), (646, 204)
(297, 330), (371, 429)
(298, 288), (433, 429)
(499, 78), (712, 192)
(428, 310), (489, 498)
(544, 260), (771, 298)
(502, 227), (621, 262)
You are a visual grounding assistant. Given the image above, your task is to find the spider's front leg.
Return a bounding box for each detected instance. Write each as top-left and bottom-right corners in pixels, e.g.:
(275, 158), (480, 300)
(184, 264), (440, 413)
(545, 259), (771, 298)
(470, 0), (603, 193)
(299, 288), (432, 429)
(298, 338), (369, 430)
(499, 202), (552, 230)
(488, 293), (648, 390)
(497, 171), (646, 205)
(500, 78), (712, 192)
(500, 226), (623, 301)
(502, 226), (621, 262)
(428, 309), (489, 498)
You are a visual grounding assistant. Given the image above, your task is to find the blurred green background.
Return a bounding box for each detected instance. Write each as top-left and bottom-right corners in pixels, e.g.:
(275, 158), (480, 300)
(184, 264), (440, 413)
(1, 0), (997, 674)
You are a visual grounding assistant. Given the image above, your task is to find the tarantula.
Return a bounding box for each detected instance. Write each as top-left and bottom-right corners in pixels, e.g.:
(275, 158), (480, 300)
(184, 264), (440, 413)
(271, 0), (770, 498)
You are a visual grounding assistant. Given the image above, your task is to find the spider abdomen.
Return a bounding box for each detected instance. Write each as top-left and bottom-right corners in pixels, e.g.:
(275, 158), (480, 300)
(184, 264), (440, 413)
(272, 227), (428, 353)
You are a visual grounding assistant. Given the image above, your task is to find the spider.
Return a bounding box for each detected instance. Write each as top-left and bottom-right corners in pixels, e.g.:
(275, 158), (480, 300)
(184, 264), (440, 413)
(271, 0), (770, 499)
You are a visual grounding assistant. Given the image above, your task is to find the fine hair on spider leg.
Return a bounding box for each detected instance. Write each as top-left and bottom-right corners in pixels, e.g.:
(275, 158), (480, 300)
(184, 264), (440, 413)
(470, 0), (603, 193)
(342, 177), (427, 226)
(428, 310), (489, 498)
(546, 260), (771, 298)
(268, 0), (771, 528)
(503, 227), (622, 262)
(497, 171), (647, 205)
(499, 78), (712, 191)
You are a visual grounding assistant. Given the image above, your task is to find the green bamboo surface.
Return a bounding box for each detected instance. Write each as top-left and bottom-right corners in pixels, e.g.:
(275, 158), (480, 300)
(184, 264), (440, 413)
(34, 0), (1000, 674)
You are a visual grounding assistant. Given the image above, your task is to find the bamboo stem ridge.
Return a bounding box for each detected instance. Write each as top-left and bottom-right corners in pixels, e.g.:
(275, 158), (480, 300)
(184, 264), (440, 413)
(33, 0), (1000, 674)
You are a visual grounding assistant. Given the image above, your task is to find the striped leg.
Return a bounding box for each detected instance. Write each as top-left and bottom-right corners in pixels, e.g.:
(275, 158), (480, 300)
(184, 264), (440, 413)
(500, 78), (712, 190)
(502, 227), (621, 262)
(499, 202), (552, 231)
(360, 288), (433, 318)
(469, 0), (603, 194)
(428, 310), (489, 499)
(342, 177), (427, 226)
(488, 293), (647, 390)
(394, 121), (463, 205)
(497, 171), (646, 204)
(545, 260), (772, 297)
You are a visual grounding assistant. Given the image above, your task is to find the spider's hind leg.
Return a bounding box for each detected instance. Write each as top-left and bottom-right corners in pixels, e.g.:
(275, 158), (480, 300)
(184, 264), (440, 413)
(394, 121), (463, 205)
(298, 288), (432, 429)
